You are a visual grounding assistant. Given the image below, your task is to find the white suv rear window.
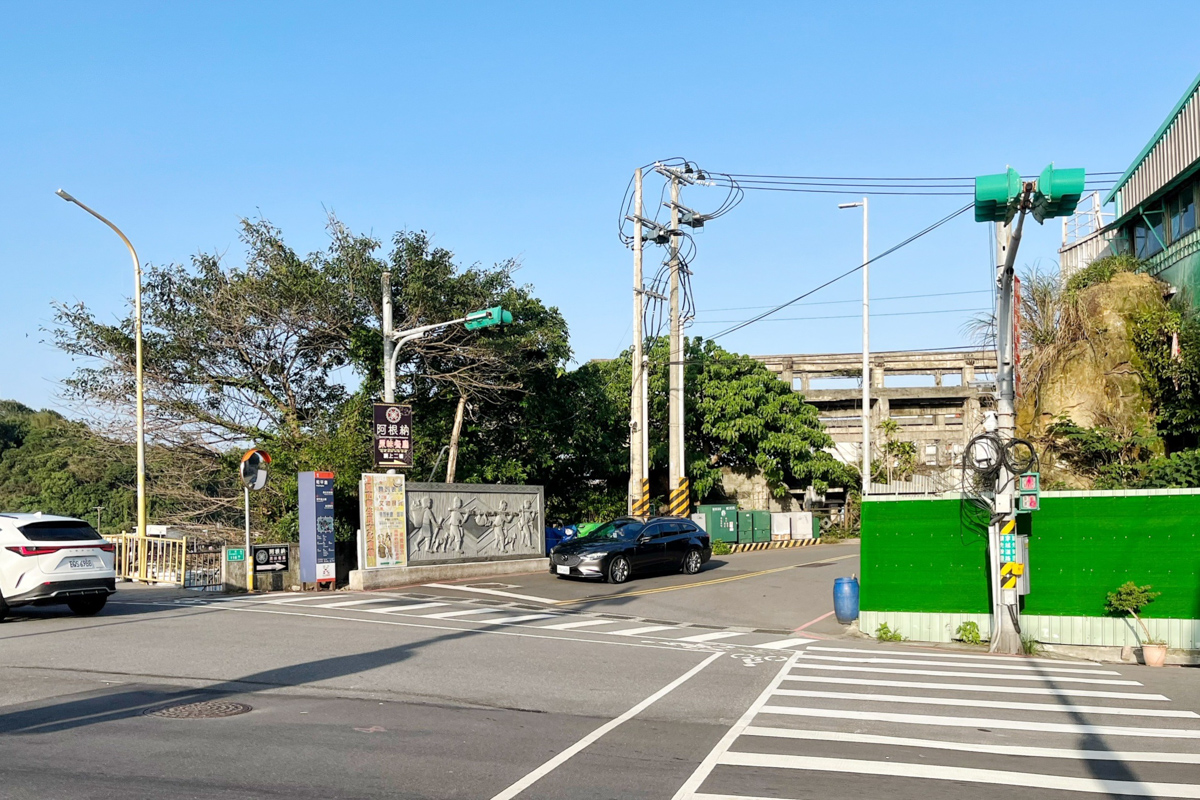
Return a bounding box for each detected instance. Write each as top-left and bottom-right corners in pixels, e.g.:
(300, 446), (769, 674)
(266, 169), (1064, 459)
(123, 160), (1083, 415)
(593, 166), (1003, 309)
(19, 521), (104, 542)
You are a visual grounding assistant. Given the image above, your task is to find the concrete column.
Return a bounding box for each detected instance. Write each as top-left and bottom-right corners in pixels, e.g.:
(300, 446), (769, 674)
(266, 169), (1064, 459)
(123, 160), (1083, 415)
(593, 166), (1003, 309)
(871, 359), (885, 389)
(779, 358), (794, 389)
(799, 373), (810, 392)
(934, 371), (943, 387)
(962, 359), (976, 386)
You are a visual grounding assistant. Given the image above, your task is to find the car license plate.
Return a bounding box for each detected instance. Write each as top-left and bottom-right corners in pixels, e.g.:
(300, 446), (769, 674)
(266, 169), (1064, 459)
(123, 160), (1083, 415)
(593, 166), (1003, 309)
(556, 565), (570, 575)
(67, 558), (96, 570)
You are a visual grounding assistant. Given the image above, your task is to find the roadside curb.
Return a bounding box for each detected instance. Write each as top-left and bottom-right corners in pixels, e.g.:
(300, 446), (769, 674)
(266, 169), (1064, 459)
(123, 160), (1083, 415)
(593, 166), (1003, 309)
(728, 539), (821, 552)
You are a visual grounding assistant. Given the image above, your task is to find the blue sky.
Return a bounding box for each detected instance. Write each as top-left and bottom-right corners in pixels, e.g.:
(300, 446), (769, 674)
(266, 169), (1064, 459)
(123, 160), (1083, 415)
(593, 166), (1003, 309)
(3, 2), (1199, 412)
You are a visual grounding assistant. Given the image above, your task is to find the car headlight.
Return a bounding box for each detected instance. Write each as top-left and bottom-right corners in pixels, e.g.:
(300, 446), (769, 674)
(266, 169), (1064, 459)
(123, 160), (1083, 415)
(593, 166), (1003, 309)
(581, 552), (608, 561)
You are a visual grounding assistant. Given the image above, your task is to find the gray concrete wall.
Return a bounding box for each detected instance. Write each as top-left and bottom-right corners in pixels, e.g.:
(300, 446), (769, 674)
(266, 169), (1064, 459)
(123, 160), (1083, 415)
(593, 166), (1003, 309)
(402, 483), (544, 565)
(350, 557), (550, 591)
(222, 543), (300, 592)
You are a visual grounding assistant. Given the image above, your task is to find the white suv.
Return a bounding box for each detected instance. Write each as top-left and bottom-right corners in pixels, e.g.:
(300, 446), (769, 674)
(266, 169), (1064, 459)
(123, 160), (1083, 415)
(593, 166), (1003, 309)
(0, 513), (116, 621)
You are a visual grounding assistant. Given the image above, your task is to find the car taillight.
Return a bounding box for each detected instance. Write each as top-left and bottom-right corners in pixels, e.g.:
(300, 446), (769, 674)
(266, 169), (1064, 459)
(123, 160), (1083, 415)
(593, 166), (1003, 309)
(6, 546), (63, 556)
(97, 542), (115, 552)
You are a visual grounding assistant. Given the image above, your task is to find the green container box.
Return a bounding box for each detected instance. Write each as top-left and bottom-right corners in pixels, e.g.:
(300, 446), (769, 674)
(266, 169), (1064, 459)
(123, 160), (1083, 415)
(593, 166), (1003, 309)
(737, 511), (755, 544)
(751, 511), (771, 532)
(697, 504), (738, 543)
(752, 527), (771, 543)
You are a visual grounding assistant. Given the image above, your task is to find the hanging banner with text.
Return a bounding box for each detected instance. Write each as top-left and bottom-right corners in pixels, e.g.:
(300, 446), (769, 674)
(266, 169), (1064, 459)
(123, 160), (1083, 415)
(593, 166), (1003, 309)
(372, 403), (413, 469)
(360, 472), (407, 569)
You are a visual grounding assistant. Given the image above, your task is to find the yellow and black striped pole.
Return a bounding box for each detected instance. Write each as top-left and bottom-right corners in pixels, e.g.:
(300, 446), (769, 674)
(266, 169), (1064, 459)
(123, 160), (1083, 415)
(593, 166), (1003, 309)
(668, 477), (690, 517)
(632, 478), (650, 517)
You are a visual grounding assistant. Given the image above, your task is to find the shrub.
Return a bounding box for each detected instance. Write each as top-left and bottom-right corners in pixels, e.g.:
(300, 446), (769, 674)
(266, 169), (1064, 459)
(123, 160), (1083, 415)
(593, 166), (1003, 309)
(875, 622), (903, 642)
(710, 539), (732, 556)
(1105, 581), (1164, 645)
(955, 621), (984, 645)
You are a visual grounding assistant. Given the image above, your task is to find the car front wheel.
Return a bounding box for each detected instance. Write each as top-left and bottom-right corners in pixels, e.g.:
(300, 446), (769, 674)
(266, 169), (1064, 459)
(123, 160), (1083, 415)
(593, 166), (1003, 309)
(67, 596), (107, 617)
(607, 555), (631, 584)
(681, 548), (703, 575)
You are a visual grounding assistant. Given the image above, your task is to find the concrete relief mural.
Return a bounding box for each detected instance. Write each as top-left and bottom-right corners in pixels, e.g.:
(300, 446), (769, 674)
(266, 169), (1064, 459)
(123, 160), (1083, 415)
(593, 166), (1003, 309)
(404, 483), (544, 564)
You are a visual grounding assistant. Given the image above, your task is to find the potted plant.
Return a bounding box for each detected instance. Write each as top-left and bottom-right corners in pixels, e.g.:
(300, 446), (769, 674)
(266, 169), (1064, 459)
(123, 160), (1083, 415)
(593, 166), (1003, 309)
(1105, 581), (1167, 667)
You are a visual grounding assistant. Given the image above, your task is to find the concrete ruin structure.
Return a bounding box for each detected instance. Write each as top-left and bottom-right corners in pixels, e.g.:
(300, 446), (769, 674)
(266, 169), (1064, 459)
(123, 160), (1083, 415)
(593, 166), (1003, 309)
(752, 348), (998, 492)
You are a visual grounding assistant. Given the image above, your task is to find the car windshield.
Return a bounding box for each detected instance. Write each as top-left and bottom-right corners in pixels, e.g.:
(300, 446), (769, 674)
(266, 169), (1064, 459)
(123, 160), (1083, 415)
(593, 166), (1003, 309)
(581, 519), (644, 541)
(19, 521), (104, 542)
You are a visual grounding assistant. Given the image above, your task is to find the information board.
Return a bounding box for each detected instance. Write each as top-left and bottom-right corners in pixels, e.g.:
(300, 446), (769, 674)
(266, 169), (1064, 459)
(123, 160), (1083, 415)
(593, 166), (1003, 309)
(372, 403), (413, 468)
(299, 471), (336, 584)
(360, 473), (407, 568)
(252, 544), (289, 573)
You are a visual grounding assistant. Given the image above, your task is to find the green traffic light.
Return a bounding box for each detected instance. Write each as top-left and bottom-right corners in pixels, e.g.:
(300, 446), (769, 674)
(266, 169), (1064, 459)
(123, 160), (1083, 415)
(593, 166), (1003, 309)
(974, 167), (1022, 223)
(1032, 164), (1086, 223)
(464, 306), (514, 330)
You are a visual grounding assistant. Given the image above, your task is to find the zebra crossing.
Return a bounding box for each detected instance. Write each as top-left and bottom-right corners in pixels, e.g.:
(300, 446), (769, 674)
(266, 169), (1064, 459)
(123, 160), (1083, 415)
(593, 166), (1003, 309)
(169, 591), (819, 652)
(673, 643), (1200, 799)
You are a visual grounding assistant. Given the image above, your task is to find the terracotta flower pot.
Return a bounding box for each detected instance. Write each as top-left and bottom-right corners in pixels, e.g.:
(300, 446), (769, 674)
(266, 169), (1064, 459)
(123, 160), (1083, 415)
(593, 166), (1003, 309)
(1141, 644), (1167, 667)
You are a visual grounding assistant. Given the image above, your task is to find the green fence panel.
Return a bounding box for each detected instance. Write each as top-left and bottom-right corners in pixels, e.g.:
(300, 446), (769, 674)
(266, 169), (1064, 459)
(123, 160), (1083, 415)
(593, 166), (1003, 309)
(861, 499), (990, 614)
(1023, 494), (1200, 619)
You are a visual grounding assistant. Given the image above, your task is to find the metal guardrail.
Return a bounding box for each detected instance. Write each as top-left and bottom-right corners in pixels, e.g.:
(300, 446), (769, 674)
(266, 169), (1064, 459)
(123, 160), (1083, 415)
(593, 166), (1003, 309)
(105, 534), (188, 585)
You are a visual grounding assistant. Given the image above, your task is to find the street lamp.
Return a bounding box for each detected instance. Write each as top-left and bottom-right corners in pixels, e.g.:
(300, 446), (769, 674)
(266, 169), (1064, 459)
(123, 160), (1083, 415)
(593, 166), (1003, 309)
(838, 197), (869, 495)
(56, 189), (147, 539)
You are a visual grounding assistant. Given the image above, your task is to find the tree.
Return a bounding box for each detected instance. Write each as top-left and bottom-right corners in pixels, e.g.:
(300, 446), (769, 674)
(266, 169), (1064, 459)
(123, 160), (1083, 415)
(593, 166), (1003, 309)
(876, 418), (916, 484)
(1105, 581), (1161, 644)
(52, 218), (572, 539)
(595, 337), (857, 506)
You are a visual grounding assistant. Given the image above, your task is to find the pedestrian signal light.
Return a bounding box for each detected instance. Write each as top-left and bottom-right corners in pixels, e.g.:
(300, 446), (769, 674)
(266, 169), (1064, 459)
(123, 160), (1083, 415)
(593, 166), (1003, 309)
(1018, 472), (1040, 493)
(1018, 493), (1040, 512)
(464, 306), (514, 330)
(1032, 164), (1086, 223)
(974, 167), (1022, 223)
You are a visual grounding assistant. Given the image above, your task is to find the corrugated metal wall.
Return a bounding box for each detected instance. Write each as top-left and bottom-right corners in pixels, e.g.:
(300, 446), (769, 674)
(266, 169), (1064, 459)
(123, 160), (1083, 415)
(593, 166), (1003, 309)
(1120, 84), (1200, 212)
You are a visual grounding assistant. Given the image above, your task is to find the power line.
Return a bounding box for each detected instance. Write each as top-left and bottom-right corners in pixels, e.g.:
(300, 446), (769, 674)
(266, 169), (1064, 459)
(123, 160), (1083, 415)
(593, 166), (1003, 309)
(692, 306), (990, 324)
(697, 288), (992, 313)
(708, 202), (975, 342)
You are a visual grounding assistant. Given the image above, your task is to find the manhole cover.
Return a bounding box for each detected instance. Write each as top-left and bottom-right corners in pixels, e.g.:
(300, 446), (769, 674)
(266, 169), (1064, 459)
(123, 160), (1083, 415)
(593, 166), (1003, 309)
(146, 701), (252, 719)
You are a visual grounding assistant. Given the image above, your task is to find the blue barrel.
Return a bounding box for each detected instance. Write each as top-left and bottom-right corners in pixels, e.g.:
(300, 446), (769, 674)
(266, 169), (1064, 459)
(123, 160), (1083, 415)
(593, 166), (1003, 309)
(833, 576), (860, 624)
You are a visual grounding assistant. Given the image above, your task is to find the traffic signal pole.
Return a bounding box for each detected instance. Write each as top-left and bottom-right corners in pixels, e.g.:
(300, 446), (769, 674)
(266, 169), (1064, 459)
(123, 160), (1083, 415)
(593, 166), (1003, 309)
(990, 184), (1031, 655)
(630, 169), (647, 515)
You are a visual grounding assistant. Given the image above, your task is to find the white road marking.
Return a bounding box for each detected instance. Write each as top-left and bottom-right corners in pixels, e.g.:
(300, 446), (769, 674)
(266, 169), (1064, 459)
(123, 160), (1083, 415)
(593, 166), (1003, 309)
(781, 673), (1169, 701)
(422, 608), (505, 619)
(364, 602), (448, 613)
(483, 614), (558, 625)
(488, 652), (724, 800)
(806, 644), (1104, 666)
(757, 638), (815, 650)
(676, 631), (746, 643)
(312, 598), (395, 608)
(670, 652), (802, 800)
(798, 652), (1119, 675)
(263, 595), (325, 604)
(710, 752), (1200, 798)
(756, 705), (1200, 738)
(789, 661), (1141, 685)
(609, 625), (678, 636)
(770, 687), (1198, 718)
(741, 726), (1200, 765)
(537, 619), (621, 630)
(423, 583), (558, 604)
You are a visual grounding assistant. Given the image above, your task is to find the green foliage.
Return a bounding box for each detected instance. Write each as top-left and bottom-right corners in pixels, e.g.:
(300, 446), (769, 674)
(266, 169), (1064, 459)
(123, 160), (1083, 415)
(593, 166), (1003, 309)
(1106, 581), (1161, 643)
(1021, 635), (1044, 656)
(1043, 416), (1159, 487)
(1064, 253), (1141, 295)
(875, 418), (916, 484)
(0, 401), (137, 533)
(1131, 306), (1200, 450)
(955, 621), (984, 645)
(710, 539), (732, 556)
(875, 622), (904, 642)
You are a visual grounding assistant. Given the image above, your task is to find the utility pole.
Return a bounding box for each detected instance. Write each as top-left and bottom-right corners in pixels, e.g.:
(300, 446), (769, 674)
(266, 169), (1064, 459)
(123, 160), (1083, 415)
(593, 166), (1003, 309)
(990, 190), (1028, 655)
(94, 506), (105, 537)
(839, 198), (870, 492)
(667, 173), (684, 497)
(629, 168), (647, 515)
(381, 271), (397, 476)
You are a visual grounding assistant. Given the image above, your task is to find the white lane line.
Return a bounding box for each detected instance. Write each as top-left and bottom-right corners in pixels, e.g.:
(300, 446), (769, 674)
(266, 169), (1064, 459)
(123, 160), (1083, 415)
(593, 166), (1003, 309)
(671, 653), (802, 800)
(484, 614), (558, 625)
(758, 638), (815, 650)
(676, 631), (746, 643)
(364, 602), (449, 613)
(711, 752), (1200, 798)
(537, 619), (622, 631)
(610, 625), (678, 637)
(422, 608), (505, 619)
(741, 726), (1200, 765)
(312, 598), (395, 609)
(263, 595), (326, 604)
(770, 687), (1197, 718)
(781, 673), (1168, 701)
(756, 705), (1200, 738)
(806, 645), (1104, 666)
(790, 661), (1141, 686)
(488, 652), (723, 800)
(799, 653), (1118, 675)
(423, 583), (558, 605)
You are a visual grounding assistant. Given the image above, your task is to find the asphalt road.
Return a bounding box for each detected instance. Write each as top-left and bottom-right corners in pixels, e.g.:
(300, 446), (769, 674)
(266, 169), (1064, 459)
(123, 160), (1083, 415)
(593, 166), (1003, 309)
(3, 543), (1200, 799)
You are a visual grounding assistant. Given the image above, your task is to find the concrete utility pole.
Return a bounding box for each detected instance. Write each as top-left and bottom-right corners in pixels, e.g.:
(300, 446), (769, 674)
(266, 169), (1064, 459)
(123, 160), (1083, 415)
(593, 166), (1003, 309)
(629, 169), (646, 514)
(839, 198), (870, 492)
(667, 173), (684, 493)
(382, 271), (396, 476)
(990, 189), (1029, 655)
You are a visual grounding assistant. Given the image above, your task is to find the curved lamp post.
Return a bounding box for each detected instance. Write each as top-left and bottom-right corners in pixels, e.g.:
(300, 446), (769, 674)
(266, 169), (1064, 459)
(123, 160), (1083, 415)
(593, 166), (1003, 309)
(56, 189), (147, 539)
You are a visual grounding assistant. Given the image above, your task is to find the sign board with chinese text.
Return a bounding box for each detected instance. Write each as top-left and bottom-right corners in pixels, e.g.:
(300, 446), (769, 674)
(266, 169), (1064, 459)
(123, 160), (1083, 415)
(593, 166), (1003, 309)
(226, 548), (245, 562)
(252, 544), (289, 573)
(360, 473), (407, 569)
(372, 404), (413, 468)
(299, 471), (336, 584)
